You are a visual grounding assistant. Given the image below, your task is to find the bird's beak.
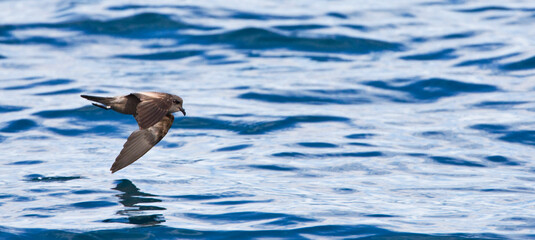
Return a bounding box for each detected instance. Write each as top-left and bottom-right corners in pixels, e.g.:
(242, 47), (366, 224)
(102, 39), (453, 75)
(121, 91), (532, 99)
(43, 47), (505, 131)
(180, 107), (186, 116)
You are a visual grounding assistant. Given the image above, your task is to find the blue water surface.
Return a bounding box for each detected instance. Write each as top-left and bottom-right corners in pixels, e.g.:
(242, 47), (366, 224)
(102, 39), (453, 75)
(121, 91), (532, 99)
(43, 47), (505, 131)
(1, 0), (535, 239)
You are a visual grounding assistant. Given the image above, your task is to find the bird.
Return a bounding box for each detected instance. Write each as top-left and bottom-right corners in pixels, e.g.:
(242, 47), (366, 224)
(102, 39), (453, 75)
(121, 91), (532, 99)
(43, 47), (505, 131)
(80, 92), (186, 173)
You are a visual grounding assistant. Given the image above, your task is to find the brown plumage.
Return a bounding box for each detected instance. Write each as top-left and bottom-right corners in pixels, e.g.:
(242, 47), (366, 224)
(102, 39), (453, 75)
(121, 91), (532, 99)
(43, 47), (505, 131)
(81, 92), (186, 173)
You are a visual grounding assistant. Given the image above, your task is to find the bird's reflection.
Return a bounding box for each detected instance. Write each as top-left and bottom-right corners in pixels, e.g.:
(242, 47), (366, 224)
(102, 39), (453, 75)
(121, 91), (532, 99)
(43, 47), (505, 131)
(103, 179), (166, 225)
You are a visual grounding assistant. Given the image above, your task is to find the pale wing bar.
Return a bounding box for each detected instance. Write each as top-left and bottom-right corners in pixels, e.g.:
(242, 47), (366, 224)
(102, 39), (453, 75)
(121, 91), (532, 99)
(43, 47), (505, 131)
(131, 93), (172, 129)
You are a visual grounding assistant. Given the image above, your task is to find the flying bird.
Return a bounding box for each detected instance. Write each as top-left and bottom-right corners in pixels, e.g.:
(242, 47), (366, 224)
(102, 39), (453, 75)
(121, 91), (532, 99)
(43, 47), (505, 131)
(81, 92), (186, 173)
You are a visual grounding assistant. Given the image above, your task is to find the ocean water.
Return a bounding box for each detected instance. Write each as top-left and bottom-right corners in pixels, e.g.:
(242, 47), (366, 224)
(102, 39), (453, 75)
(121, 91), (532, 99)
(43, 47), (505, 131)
(1, 0), (535, 239)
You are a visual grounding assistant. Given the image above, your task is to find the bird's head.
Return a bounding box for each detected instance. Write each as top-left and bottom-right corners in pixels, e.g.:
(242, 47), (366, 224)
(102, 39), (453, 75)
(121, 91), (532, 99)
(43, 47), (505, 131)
(170, 95), (186, 116)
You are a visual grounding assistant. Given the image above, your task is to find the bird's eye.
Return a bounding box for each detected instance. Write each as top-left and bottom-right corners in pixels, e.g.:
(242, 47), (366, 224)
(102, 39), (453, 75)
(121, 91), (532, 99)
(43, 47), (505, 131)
(173, 99), (180, 104)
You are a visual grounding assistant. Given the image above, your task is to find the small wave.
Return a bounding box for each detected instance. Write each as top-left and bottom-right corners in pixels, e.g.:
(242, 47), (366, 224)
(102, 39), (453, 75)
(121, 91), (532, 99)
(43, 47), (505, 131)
(500, 55), (535, 71)
(34, 88), (83, 96)
(46, 125), (120, 137)
(103, 214), (165, 225)
(0, 119), (38, 133)
(333, 188), (357, 194)
(184, 211), (316, 225)
(364, 78), (498, 102)
(430, 156), (486, 168)
(273, 151), (383, 158)
(6, 160), (44, 165)
(455, 6), (513, 13)
(0, 36), (69, 47)
(0, 224), (500, 240)
(401, 48), (458, 61)
(70, 201), (117, 209)
(305, 55), (350, 62)
(471, 124), (535, 146)
(175, 115), (349, 135)
(168, 192), (253, 201)
(3, 79), (73, 91)
(0, 105), (26, 113)
(341, 24), (370, 32)
(439, 31), (479, 40)
(325, 162), (390, 175)
(326, 12), (349, 19)
(229, 10), (312, 21)
(345, 133), (375, 139)
(348, 142), (375, 147)
(107, 4), (202, 11)
(297, 142), (338, 148)
(238, 89), (369, 105)
(191, 27), (404, 54)
(23, 174), (82, 182)
(485, 155), (520, 166)
(58, 12), (215, 37)
(213, 144), (252, 152)
(274, 24), (327, 31)
(205, 199), (273, 205)
(116, 50), (203, 61)
(34, 106), (137, 125)
(455, 52), (519, 68)
(470, 123), (509, 133)
(20, 214), (51, 218)
(0, 12), (215, 43)
(499, 130), (535, 146)
(471, 101), (528, 109)
(247, 164), (298, 171)
(461, 42), (505, 51)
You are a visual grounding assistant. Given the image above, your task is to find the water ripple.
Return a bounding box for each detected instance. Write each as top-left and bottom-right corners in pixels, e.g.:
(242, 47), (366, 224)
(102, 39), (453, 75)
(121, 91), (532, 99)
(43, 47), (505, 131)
(176, 115), (350, 135)
(214, 144), (252, 152)
(116, 50), (203, 61)
(472, 101), (528, 109)
(33, 106), (136, 125)
(401, 48), (458, 61)
(0, 105), (26, 113)
(7, 160), (44, 165)
(500, 55), (535, 71)
(430, 156), (486, 168)
(3, 79), (73, 91)
(58, 12), (215, 37)
(34, 88), (84, 96)
(247, 164), (298, 171)
(471, 124), (535, 146)
(485, 155), (521, 166)
(364, 78), (498, 102)
(184, 211), (316, 225)
(0, 225), (500, 240)
(23, 174), (83, 182)
(191, 27), (404, 54)
(238, 89), (369, 104)
(273, 151), (383, 158)
(0, 119), (38, 133)
(168, 192), (253, 201)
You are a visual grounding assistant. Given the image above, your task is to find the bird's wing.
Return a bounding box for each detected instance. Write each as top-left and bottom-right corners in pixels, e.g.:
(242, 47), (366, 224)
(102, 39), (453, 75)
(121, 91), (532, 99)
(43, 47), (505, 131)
(110, 114), (174, 173)
(131, 92), (173, 129)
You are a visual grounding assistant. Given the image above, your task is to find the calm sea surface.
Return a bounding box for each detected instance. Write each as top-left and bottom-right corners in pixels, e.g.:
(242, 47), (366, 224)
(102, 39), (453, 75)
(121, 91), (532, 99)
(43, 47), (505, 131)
(1, 0), (535, 239)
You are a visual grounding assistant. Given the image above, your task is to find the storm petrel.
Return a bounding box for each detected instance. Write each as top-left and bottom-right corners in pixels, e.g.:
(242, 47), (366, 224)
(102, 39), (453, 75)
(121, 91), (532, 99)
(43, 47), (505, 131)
(81, 92), (186, 173)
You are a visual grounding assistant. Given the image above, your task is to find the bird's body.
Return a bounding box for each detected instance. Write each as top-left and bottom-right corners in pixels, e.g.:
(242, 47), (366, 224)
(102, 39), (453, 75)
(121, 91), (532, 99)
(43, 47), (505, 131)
(81, 92), (185, 173)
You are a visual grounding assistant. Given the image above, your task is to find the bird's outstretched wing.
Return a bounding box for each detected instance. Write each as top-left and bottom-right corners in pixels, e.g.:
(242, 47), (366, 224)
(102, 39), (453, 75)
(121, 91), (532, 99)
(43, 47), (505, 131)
(131, 92), (173, 129)
(111, 114), (174, 173)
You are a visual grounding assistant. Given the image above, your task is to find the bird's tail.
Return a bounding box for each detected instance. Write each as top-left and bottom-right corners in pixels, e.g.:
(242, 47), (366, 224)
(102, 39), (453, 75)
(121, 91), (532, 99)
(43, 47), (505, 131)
(81, 95), (113, 109)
